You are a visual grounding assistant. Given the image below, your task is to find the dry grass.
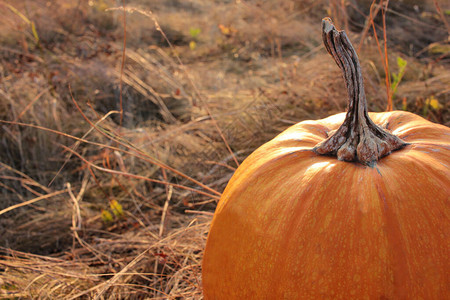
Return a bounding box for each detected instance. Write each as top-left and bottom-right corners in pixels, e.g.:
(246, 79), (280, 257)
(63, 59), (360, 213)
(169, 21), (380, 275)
(1, 0), (449, 298)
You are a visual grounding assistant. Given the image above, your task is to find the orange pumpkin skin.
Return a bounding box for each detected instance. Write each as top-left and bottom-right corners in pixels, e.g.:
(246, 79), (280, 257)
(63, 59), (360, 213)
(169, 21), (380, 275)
(202, 111), (450, 299)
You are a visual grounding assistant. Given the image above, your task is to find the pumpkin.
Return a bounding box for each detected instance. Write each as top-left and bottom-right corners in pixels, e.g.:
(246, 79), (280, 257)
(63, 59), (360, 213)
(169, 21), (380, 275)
(202, 18), (450, 299)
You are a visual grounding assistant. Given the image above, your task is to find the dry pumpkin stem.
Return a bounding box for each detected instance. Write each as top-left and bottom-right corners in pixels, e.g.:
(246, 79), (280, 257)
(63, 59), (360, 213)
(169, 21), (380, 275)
(313, 18), (407, 166)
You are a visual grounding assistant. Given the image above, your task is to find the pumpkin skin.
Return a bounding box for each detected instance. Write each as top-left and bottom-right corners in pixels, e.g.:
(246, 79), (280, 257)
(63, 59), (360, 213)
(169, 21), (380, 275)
(202, 111), (450, 299)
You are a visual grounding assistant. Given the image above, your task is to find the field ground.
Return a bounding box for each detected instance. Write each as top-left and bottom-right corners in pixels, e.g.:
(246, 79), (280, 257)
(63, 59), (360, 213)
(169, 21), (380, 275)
(0, 0), (449, 298)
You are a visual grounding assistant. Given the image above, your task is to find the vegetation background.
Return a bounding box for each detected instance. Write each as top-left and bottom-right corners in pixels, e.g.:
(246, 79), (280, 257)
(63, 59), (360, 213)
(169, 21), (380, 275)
(0, 0), (448, 298)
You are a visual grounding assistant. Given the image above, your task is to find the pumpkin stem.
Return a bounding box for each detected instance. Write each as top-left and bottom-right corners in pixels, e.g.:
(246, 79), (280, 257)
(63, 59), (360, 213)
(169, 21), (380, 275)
(313, 18), (406, 166)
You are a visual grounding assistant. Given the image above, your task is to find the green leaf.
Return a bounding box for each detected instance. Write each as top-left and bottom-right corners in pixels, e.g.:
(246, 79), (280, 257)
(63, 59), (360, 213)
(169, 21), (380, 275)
(6, 4), (40, 45)
(31, 22), (40, 44)
(189, 28), (201, 38)
(397, 56), (407, 69)
(110, 199), (124, 217)
(426, 96), (442, 110)
(101, 209), (114, 223)
(429, 43), (450, 55)
(392, 72), (399, 82)
(390, 56), (407, 100)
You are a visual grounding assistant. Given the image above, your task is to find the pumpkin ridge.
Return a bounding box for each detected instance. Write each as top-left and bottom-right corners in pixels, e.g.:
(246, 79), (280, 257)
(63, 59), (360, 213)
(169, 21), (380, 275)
(396, 148), (450, 190)
(214, 149), (314, 215)
(394, 127), (450, 143)
(267, 164), (360, 297)
(262, 162), (333, 297)
(373, 179), (411, 298)
(407, 143), (450, 152)
(373, 159), (449, 298)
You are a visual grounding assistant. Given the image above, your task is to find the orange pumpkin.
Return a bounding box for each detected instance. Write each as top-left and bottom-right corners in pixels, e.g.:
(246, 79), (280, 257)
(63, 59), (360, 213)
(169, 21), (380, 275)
(202, 18), (450, 299)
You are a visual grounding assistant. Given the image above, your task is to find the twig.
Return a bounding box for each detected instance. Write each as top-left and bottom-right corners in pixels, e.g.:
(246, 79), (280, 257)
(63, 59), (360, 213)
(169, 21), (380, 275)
(184, 210), (214, 216)
(13, 88), (51, 122)
(159, 185), (172, 237)
(119, 0), (127, 126)
(433, 0), (450, 36)
(0, 189), (67, 216)
(357, 0), (381, 53)
(49, 110), (119, 186)
(381, 0), (392, 111)
(0, 161), (52, 194)
(368, 1), (393, 111)
(91, 248), (157, 300)
(60, 143), (220, 200)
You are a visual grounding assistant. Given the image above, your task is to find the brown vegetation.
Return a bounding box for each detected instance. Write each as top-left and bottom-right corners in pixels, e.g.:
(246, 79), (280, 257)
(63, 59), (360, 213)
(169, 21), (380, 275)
(0, 0), (449, 298)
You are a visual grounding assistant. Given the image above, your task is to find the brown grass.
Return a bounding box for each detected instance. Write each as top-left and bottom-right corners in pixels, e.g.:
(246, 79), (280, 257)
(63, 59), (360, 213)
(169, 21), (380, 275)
(1, 0), (449, 298)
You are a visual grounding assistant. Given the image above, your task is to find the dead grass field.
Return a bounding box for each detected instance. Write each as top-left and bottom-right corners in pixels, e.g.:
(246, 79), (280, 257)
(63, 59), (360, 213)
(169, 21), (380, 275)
(0, 0), (449, 298)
